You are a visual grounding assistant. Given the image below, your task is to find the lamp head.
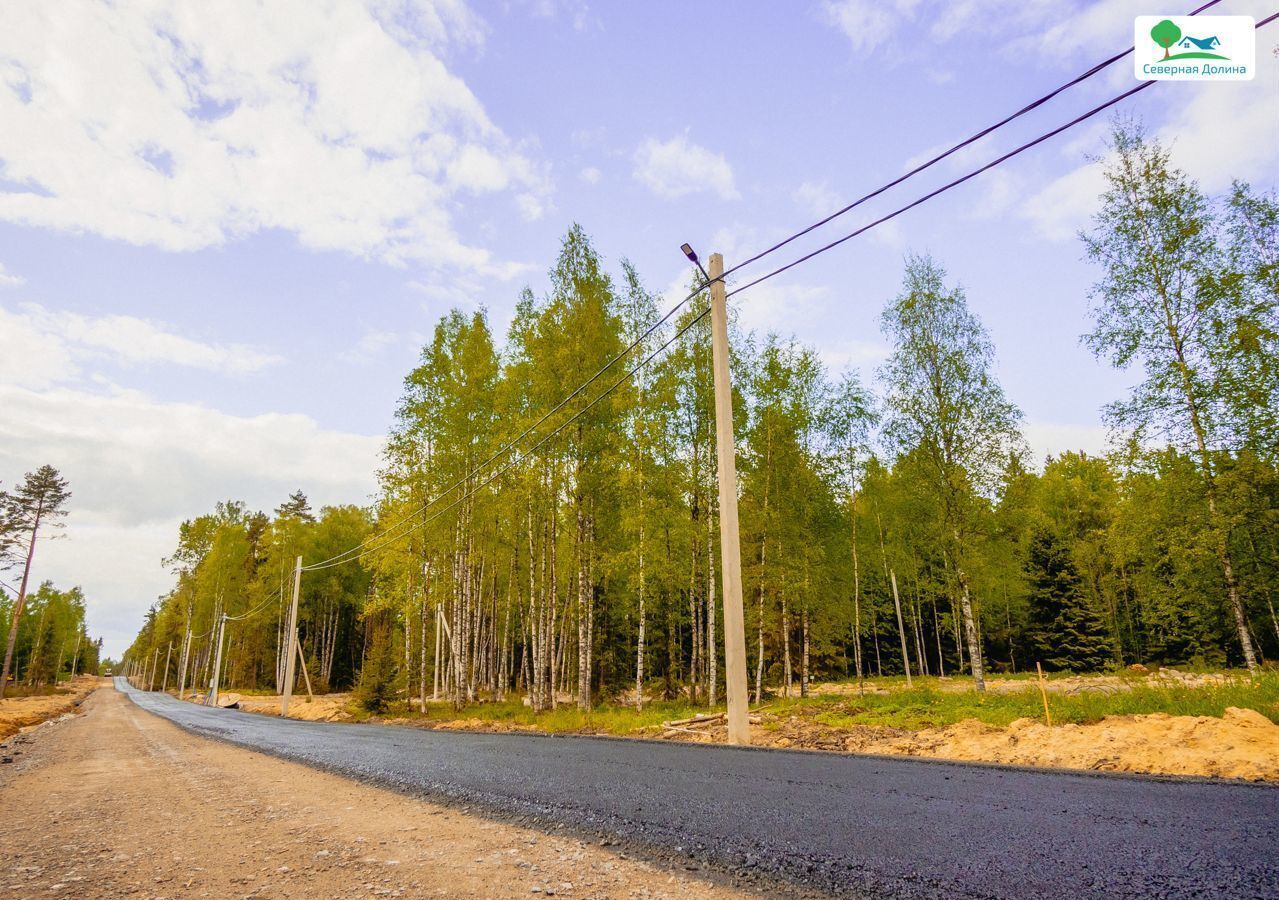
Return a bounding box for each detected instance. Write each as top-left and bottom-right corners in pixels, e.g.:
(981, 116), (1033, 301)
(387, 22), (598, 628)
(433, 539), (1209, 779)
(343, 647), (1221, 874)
(680, 243), (698, 264)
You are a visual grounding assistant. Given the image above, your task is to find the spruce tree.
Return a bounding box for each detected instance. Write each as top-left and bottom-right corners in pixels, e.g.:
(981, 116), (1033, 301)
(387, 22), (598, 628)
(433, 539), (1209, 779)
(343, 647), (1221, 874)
(1024, 528), (1112, 672)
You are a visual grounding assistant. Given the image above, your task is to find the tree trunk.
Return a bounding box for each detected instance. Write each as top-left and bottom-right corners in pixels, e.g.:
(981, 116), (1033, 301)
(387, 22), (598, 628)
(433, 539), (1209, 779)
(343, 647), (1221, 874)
(890, 570), (912, 687)
(636, 525), (646, 711)
(850, 492), (864, 695)
(955, 562), (985, 692)
(0, 500), (43, 700)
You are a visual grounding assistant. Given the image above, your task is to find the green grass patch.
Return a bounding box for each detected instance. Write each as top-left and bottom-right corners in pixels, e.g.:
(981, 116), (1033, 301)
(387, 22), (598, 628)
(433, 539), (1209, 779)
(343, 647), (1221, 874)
(382, 671), (1279, 735)
(775, 672), (1279, 730)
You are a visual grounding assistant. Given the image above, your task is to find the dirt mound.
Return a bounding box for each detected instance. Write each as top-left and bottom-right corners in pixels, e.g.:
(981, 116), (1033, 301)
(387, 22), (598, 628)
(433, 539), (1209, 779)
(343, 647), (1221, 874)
(234, 693), (354, 722)
(0, 676), (100, 741)
(663, 705), (1279, 781)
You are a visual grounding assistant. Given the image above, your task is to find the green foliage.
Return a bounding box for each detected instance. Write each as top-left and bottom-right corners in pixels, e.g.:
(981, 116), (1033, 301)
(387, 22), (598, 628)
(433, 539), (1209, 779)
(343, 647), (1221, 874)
(355, 622), (398, 714)
(120, 192), (1279, 713)
(1023, 529), (1114, 672)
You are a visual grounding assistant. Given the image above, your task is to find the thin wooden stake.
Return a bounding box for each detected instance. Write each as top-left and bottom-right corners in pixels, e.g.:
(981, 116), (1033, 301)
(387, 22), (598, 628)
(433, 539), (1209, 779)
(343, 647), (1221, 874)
(1036, 661), (1052, 727)
(296, 637), (314, 702)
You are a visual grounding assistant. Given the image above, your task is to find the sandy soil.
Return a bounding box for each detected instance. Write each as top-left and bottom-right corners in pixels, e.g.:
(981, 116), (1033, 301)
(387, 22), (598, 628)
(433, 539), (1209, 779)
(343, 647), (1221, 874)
(229, 692), (356, 722)
(0, 687), (755, 899)
(0, 676), (101, 741)
(657, 705), (1279, 781)
(807, 667), (1235, 698)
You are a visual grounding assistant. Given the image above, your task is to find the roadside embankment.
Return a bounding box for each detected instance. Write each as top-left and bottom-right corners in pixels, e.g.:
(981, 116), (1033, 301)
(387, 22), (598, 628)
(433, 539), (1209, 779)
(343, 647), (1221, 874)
(0, 676), (100, 741)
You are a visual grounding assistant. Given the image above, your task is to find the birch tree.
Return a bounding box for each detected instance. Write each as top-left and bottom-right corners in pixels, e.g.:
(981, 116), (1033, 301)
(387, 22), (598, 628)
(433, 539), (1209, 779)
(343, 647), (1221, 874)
(1083, 123), (1262, 672)
(880, 255), (1025, 691)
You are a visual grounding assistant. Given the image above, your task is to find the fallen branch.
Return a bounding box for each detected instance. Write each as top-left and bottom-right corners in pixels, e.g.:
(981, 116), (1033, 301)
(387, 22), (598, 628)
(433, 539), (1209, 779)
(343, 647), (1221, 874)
(663, 712), (726, 728)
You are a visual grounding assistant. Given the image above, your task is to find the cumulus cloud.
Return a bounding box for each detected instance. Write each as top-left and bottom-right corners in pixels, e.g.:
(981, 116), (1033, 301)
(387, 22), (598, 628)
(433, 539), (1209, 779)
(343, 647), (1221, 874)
(0, 303), (282, 388)
(339, 328), (424, 364)
(793, 180), (832, 218)
(1023, 421), (1110, 465)
(0, 1), (548, 270)
(1021, 48), (1279, 241)
(820, 0), (921, 52)
(0, 262), (24, 287)
(633, 136), (738, 201)
(0, 382), (382, 657)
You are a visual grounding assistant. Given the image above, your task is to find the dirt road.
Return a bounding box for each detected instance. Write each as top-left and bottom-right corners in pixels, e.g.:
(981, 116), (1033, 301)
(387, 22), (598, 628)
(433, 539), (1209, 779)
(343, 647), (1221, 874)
(124, 679), (1279, 899)
(0, 687), (752, 899)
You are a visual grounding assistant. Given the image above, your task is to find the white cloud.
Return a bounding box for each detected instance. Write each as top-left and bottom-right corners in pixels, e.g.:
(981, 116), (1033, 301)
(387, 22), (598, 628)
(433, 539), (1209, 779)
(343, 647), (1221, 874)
(633, 135), (738, 201)
(0, 382), (382, 657)
(818, 338), (892, 371)
(793, 180), (832, 218)
(820, 0), (921, 52)
(579, 166), (602, 185)
(0, 262), (24, 287)
(1023, 421), (1110, 465)
(1020, 47), (1279, 241)
(0, 303), (281, 388)
(0, 1), (549, 271)
(339, 328), (424, 364)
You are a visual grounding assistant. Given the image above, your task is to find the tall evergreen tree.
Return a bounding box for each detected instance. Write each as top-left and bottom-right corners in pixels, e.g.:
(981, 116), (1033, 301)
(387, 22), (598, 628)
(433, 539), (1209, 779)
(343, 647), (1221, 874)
(1, 465), (71, 699)
(1024, 528), (1113, 672)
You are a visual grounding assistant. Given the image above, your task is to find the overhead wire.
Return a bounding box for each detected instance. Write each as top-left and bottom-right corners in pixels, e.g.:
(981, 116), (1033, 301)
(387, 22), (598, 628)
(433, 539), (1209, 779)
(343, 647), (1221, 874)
(303, 304), (715, 571)
(302, 4), (1274, 572)
(727, 9), (1278, 298)
(715, 0), (1224, 283)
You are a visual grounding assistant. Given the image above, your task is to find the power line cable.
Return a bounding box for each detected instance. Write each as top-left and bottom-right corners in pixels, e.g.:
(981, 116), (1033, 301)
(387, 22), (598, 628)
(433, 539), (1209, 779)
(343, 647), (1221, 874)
(304, 305), (714, 571)
(728, 9), (1278, 299)
(302, 31), (1142, 569)
(716, 0), (1225, 283)
(303, 4), (1270, 572)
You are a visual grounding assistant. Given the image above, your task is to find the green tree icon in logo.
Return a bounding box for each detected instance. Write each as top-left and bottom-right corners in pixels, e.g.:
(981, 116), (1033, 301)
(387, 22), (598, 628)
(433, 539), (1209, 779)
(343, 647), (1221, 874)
(1150, 19), (1182, 58)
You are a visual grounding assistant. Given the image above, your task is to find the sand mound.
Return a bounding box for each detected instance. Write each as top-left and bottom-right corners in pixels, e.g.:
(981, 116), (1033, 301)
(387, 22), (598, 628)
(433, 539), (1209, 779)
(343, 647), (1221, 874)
(234, 694), (354, 722)
(0, 677), (100, 741)
(738, 706), (1279, 780)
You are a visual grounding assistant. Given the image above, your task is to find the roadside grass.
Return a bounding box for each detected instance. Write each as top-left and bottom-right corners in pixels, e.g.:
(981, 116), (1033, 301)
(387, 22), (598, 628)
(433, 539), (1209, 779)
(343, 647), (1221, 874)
(772, 672), (1279, 731)
(369, 670), (1279, 735)
(386, 697), (705, 734)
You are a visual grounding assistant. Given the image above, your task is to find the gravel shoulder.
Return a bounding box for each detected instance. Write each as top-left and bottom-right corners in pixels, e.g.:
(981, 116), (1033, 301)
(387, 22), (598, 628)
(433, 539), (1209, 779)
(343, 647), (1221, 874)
(0, 686), (757, 899)
(122, 679), (1279, 899)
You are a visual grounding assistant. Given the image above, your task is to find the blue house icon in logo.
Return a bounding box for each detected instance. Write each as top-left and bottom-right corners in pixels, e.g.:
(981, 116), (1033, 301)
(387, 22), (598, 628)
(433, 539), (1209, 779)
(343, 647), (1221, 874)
(1178, 35), (1221, 50)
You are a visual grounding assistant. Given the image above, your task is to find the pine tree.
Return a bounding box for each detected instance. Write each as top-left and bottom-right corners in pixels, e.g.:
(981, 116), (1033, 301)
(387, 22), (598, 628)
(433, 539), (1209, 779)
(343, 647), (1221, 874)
(1, 465), (71, 699)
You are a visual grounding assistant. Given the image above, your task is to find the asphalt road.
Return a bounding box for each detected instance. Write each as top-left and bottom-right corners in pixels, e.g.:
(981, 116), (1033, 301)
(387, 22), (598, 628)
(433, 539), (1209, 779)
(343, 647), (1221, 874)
(117, 679), (1279, 899)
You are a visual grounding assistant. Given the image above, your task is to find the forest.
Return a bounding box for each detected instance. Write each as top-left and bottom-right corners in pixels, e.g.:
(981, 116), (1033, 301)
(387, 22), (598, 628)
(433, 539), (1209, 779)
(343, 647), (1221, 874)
(122, 124), (1279, 712)
(0, 465), (101, 693)
(0, 583), (101, 690)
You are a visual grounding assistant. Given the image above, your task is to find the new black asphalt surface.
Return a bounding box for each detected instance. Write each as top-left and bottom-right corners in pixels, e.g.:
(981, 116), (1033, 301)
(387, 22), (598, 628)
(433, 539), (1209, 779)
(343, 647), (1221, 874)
(116, 679), (1279, 899)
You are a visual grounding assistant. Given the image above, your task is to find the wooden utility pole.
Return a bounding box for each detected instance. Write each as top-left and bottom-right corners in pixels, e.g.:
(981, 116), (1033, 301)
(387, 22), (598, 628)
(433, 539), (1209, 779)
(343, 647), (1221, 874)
(281, 556), (302, 716)
(70, 630), (82, 679)
(891, 570), (912, 688)
(178, 626), (192, 701)
(708, 252), (750, 746)
(161, 641), (173, 693)
(149, 647), (160, 691)
(208, 615), (227, 706)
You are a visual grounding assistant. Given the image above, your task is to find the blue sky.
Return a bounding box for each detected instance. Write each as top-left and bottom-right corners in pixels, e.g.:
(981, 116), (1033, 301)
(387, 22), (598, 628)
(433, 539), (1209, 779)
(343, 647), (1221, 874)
(1, 1), (1276, 656)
